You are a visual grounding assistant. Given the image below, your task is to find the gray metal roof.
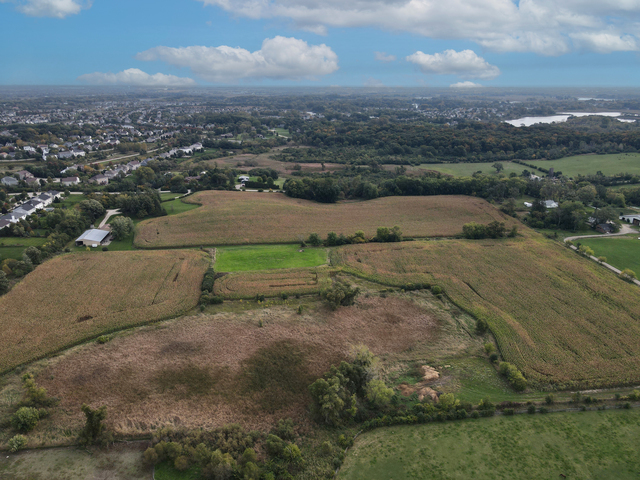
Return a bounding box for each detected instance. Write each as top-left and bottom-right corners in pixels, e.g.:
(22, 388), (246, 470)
(76, 229), (110, 243)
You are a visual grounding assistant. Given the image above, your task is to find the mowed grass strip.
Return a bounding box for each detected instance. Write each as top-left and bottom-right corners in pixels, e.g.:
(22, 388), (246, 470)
(215, 244), (327, 272)
(528, 152), (640, 177)
(134, 192), (513, 248)
(0, 250), (209, 373)
(334, 234), (640, 389)
(576, 235), (640, 274)
(339, 409), (640, 480)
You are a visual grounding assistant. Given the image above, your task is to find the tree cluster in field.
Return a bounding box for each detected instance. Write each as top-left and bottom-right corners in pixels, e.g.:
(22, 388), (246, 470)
(306, 226), (402, 248)
(321, 279), (361, 310)
(498, 362), (528, 391)
(200, 266), (224, 306)
(462, 221), (517, 239)
(143, 421), (302, 480)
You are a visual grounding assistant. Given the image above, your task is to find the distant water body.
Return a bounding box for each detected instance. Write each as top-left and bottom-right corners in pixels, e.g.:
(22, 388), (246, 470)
(505, 112), (627, 127)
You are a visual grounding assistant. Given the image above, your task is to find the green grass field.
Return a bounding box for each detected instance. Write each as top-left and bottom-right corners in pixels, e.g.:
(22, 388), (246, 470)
(215, 244), (327, 272)
(163, 197), (201, 216)
(416, 161), (524, 177)
(0, 236), (48, 260)
(528, 153), (640, 177)
(576, 234), (640, 273)
(339, 409), (640, 480)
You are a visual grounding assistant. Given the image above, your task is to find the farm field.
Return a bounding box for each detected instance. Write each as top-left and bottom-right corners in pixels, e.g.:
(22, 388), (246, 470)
(527, 153), (640, 177)
(215, 244), (327, 272)
(576, 234), (640, 274)
(213, 266), (331, 298)
(162, 196), (201, 216)
(135, 192), (515, 248)
(0, 250), (208, 373)
(415, 161), (524, 177)
(0, 236), (49, 260)
(339, 409), (640, 480)
(333, 234), (640, 389)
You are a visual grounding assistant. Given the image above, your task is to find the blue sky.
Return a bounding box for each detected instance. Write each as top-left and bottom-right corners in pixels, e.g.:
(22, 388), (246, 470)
(1, 0), (640, 87)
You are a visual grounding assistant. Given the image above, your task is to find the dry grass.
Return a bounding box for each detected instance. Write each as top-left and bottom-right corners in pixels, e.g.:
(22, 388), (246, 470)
(0, 250), (209, 373)
(135, 192), (513, 248)
(213, 267), (332, 298)
(33, 297), (438, 437)
(334, 234), (640, 389)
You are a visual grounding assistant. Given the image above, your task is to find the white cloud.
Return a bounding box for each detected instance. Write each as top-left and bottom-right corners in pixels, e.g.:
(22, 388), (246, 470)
(374, 51), (396, 62)
(198, 0), (640, 55)
(1, 0), (88, 18)
(450, 81), (483, 88)
(136, 36), (338, 83)
(77, 69), (196, 87)
(406, 49), (500, 79)
(364, 77), (385, 87)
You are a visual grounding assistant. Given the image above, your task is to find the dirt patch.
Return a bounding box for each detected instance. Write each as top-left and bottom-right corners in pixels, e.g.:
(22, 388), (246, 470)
(35, 296), (438, 437)
(398, 364), (441, 402)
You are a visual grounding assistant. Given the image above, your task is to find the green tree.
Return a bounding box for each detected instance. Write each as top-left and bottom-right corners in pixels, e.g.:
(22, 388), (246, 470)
(365, 379), (394, 407)
(308, 372), (357, 426)
(23, 246), (42, 265)
(78, 199), (106, 223)
(109, 216), (134, 240)
(620, 268), (637, 282)
(0, 271), (9, 295)
(321, 280), (360, 309)
(307, 232), (322, 246)
(78, 404), (108, 446)
(8, 435), (27, 452)
(492, 162), (504, 173)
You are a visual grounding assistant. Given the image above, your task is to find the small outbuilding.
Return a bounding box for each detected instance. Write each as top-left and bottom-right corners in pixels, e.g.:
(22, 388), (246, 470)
(75, 228), (110, 247)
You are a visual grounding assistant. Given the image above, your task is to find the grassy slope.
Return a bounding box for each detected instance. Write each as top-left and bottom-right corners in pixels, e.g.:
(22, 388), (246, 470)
(339, 409), (640, 480)
(333, 231), (640, 389)
(576, 235), (640, 273)
(135, 192), (516, 248)
(216, 244), (327, 271)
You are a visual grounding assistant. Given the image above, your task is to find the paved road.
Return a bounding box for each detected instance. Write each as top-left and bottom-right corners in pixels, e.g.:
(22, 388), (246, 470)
(99, 209), (121, 228)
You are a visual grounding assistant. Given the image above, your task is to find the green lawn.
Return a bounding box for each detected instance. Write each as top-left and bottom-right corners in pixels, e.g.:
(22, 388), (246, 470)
(416, 161), (524, 177)
(215, 244), (327, 272)
(275, 128), (290, 137)
(160, 192), (181, 201)
(528, 153), (640, 177)
(575, 234), (640, 273)
(163, 197), (201, 216)
(154, 461), (200, 480)
(339, 409), (640, 480)
(0, 236), (48, 260)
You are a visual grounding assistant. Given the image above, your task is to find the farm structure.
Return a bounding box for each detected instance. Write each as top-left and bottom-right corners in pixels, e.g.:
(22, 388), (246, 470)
(75, 228), (110, 246)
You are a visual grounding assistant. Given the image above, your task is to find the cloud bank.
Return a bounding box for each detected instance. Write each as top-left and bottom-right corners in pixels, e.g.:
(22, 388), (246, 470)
(450, 81), (483, 88)
(2, 0), (88, 18)
(374, 51), (396, 63)
(406, 49), (500, 79)
(77, 69), (196, 86)
(198, 0), (640, 55)
(136, 36), (338, 83)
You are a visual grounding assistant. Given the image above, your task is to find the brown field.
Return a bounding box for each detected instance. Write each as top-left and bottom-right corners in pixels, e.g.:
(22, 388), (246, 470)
(0, 250), (208, 373)
(135, 192), (513, 248)
(28, 296), (439, 439)
(213, 267), (332, 298)
(333, 235), (640, 389)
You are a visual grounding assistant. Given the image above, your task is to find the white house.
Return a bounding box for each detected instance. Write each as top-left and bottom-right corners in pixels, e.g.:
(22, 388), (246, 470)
(1, 177), (19, 186)
(90, 174), (109, 185)
(543, 200), (558, 209)
(61, 176), (80, 186)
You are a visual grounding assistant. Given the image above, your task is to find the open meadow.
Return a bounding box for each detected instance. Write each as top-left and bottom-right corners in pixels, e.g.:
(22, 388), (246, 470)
(215, 244), (327, 271)
(575, 235), (640, 274)
(135, 192), (514, 248)
(339, 409), (640, 480)
(333, 233), (640, 389)
(414, 161), (525, 177)
(0, 250), (208, 373)
(0, 236), (49, 261)
(11, 295), (446, 442)
(527, 153), (640, 177)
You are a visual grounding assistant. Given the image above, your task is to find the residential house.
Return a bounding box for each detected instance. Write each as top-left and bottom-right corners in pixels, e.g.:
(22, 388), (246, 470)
(61, 176), (80, 186)
(620, 214), (640, 226)
(543, 200), (559, 209)
(1, 176), (18, 187)
(0, 219), (10, 231)
(58, 151), (75, 160)
(596, 224), (615, 234)
(16, 170), (34, 180)
(90, 174), (109, 185)
(127, 160), (141, 171)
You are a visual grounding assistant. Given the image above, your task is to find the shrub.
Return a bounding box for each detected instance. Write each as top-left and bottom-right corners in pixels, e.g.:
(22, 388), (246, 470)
(527, 405), (536, 414)
(272, 418), (295, 442)
(96, 335), (110, 344)
(628, 390), (640, 401)
(307, 233), (322, 246)
(12, 407), (40, 432)
(321, 280), (360, 309)
(624, 402), (631, 409)
(545, 394), (555, 405)
(78, 404), (109, 446)
(619, 269), (637, 282)
(476, 318), (488, 334)
(280, 293), (289, 300)
(337, 434), (353, 450)
(489, 353), (499, 363)
(539, 407), (549, 414)
(431, 285), (442, 295)
(201, 266), (216, 292)
(143, 447), (159, 465)
(320, 441), (334, 456)
(101, 246), (108, 251)
(8, 434), (27, 452)
(498, 362), (527, 391)
(503, 408), (515, 415)
(484, 343), (496, 355)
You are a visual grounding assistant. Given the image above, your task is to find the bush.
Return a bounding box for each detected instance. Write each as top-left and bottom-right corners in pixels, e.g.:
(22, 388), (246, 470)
(628, 390), (640, 401)
(307, 233), (322, 246)
(498, 362), (527, 391)
(503, 408), (515, 415)
(489, 353), (499, 363)
(539, 407), (549, 414)
(12, 407), (40, 432)
(174, 455), (190, 471)
(470, 410), (480, 419)
(8, 434), (27, 452)
(96, 335), (110, 344)
(476, 318), (488, 334)
(320, 441), (334, 456)
(624, 402), (631, 409)
(101, 246), (108, 251)
(143, 447), (159, 465)
(280, 293), (289, 300)
(201, 266), (216, 292)
(431, 285), (442, 295)
(527, 405), (536, 414)
(619, 269), (637, 282)
(484, 343), (496, 355)
(321, 280), (360, 309)
(545, 394), (555, 405)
